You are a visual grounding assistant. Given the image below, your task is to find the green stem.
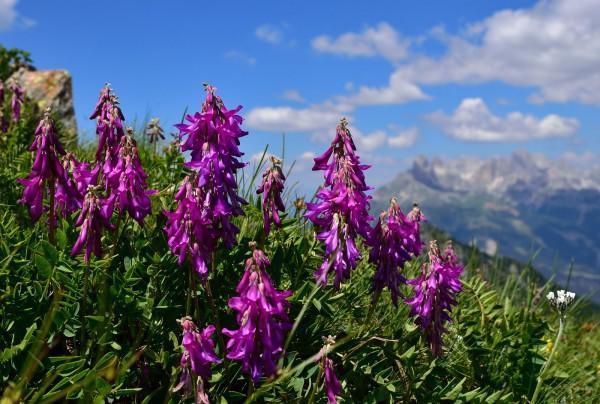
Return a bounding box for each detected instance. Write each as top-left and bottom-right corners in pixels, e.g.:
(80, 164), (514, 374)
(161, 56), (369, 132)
(247, 378), (255, 396)
(111, 212), (123, 257)
(191, 267), (200, 321)
(186, 264), (193, 317)
(48, 180), (56, 245)
(364, 289), (381, 326)
(531, 316), (565, 404)
(307, 366), (323, 404)
(206, 254), (227, 358)
(80, 263), (90, 353)
(282, 283), (320, 360)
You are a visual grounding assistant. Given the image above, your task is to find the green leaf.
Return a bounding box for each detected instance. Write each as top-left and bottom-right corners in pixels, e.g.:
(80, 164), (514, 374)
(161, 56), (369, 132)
(40, 240), (58, 264)
(485, 390), (503, 403)
(56, 228), (67, 250)
(442, 377), (466, 400)
(400, 346), (416, 360)
(35, 254), (52, 278)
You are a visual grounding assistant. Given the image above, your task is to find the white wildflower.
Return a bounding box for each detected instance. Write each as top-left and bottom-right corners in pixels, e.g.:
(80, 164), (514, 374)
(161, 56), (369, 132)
(546, 289), (576, 313)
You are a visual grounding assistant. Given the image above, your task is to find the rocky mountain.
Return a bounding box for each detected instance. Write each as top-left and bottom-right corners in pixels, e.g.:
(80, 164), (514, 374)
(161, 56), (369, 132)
(373, 150), (600, 301)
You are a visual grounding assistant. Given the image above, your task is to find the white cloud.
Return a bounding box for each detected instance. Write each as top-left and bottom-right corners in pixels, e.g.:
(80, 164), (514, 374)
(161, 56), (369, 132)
(0, 0), (16, 30)
(245, 102), (344, 133)
(427, 98), (579, 141)
(336, 70), (429, 106)
(224, 50), (256, 66)
(0, 0), (34, 30)
(396, 0), (600, 104)
(281, 89), (305, 103)
(255, 24), (283, 44)
(312, 22), (409, 62)
(309, 1), (600, 105)
(351, 128), (388, 152)
(388, 127), (418, 148)
(246, 101), (414, 152)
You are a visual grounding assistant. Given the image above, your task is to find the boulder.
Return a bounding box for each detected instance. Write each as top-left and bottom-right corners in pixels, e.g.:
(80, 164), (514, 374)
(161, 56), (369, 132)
(10, 69), (77, 135)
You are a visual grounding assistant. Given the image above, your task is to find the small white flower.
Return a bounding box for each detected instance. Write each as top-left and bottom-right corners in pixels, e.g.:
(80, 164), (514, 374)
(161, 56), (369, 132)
(546, 289), (576, 313)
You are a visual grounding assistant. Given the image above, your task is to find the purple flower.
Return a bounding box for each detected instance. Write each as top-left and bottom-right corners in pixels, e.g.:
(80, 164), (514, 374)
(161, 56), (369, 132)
(166, 85), (247, 274)
(323, 357), (342, 404)
(0, 112), (8, 133)
(406, 241), (463, 357)
(367, 200), (424, 306)
(62, 152), (100, 197)
(164, 174), (216, 275)
(256, 156), (286, 235)
(223, 243), (292, 382)
(18, 109), (79, 223)
(305, 118), (372, 288)
(317, 336), (342, 404)
(89, 84), (125, 163)
(173, 317), (221, 403)
(9, 81), (24, 122)
(105, 129), (155, 223)
(71, 186), (115, 263)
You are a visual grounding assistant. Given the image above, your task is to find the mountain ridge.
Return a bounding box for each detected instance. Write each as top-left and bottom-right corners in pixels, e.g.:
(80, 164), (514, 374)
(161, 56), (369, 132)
(373, 150), (600, 301)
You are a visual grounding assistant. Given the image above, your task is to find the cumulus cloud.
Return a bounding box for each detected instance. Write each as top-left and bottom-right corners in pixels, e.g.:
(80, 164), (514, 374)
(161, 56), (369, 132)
(427, 98), (579, 141)
(395, 0), (600, 104)
(224, 50), (256, 66)
(246, 100), (417, 152)
(281, 89), (305, 103)
(336, 70), (429, 106)
(350, 128), (388, 152)
(311, 1), (600, 105)
(245, 103), (343, 133)
(312, 22), (409, 62)
(0, 0), (32, 30)
(0, 0), (16, 30)
(255, 24), (283, 44)
(388, 127), (418, 148)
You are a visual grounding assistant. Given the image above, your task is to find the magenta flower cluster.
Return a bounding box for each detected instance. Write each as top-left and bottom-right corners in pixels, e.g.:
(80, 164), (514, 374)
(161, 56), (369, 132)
(305, 118), (372, 288)
(256, 156), (286, 236)
(89, 85), (125, 164)
(70, 86), (154, 261)
(9, 80), (24, 123)
(71, 186), (115, 263)
(18, 109), (79, 223)
(164, 173), (216, 274)
(105, 130), (155, 223)
(223, 243), (292, 382)
(18, 84), (154, 263)
(406, 241), (463, 357)
(367, 199), (424, 306)
(0, 79), (24, 132)
(173, 317), (221, 402)
(165, 85), (247, 276)
(318, 336), (342, 404)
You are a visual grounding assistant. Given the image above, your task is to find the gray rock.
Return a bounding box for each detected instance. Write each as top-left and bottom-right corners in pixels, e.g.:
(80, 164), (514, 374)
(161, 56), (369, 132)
(10, 68), (77, 135)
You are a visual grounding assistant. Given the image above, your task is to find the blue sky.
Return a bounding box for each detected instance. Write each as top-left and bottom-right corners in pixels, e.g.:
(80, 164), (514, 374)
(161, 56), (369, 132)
(1, 0), (599, 192)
